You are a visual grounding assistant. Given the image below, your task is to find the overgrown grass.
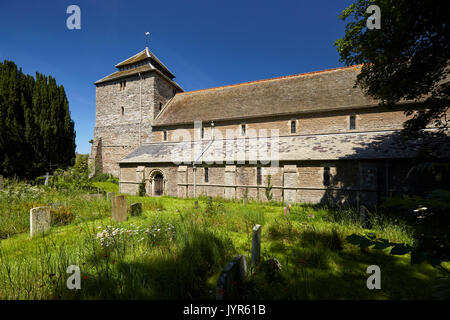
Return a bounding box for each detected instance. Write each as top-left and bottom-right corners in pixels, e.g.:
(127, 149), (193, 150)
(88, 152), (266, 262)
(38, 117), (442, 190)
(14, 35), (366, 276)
(0, 180), (448, 299)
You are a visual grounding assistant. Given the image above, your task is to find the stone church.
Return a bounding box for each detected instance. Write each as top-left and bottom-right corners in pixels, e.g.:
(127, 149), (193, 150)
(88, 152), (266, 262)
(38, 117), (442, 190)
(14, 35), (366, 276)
(89, 46), (448, 206)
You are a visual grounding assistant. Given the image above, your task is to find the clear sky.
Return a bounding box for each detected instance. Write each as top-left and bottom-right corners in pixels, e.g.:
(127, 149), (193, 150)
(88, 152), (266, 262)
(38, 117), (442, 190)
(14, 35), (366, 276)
(0, 0), (354, 154)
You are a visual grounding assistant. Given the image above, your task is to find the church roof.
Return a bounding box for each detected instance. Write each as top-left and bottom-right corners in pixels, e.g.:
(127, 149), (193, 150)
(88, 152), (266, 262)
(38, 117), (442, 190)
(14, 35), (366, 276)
(94, 48), (180, 87)
(119, 130), (450, 164)
(153, 65), (378, 127)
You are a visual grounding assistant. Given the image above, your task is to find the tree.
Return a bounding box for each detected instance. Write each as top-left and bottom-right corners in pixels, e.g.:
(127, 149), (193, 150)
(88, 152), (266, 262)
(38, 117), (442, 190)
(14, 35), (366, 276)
(0, 60), (76, 179)
(334, 0), (449, 137)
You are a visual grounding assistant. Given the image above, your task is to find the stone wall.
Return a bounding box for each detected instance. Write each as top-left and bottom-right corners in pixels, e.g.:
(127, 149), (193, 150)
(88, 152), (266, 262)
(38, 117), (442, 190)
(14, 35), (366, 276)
(119, 157), (426, 207)
(152, 107), (412, 143)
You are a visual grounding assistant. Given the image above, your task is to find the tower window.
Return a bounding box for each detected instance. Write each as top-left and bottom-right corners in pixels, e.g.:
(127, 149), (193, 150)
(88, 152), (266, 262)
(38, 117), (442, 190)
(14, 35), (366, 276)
(121, 107), (124, 116)
(349, 115), (356, 130)
(201, 127), (205, 139)
(204, 167), (209, 183)
(163, 130), (168, 141)
(291, 120), (296, 134)
(241, 124), (246, 136)
(256, 167), (262, 185)
(159, 102), (162, 111)
(323, 167), (331, 186)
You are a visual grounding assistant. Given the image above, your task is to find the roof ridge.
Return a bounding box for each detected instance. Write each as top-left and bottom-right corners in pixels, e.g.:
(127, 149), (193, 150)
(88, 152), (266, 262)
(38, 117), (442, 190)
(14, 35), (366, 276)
(177, 65), (362, 96)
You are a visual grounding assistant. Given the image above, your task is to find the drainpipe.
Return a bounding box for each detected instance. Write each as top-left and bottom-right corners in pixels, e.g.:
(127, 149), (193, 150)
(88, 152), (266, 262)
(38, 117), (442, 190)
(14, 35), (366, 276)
(193, 121), (215, 199)
(138, 72), (142, 145)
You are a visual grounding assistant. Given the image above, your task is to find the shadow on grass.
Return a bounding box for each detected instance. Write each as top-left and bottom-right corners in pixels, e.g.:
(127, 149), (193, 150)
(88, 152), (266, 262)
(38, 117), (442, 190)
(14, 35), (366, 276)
(59, 227), (235, 300)
(250, 228), (444, 299)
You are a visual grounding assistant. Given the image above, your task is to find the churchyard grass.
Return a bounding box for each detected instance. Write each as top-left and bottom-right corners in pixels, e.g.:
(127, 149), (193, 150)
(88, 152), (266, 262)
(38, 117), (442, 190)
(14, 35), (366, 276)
(0, 181), (448, 299)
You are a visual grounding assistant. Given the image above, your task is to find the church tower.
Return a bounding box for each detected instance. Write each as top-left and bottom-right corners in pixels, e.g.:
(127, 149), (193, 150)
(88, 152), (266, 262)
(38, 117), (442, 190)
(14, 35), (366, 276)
(89, 47), (183, 177)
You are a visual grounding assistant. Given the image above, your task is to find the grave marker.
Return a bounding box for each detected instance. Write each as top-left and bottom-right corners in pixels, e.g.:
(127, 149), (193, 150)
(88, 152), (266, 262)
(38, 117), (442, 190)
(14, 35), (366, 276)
(130, 202), (142, 216)
(111, 195), (127, 222)
(30, 206), (51, 238)
(251, 224), (262, 265)
(216, 254), (247, 300)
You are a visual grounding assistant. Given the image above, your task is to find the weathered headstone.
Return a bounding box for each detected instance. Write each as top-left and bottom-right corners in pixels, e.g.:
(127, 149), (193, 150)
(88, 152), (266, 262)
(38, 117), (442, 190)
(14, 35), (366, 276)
(30, 206), (51, 238)
(216, 254), (247, 300)
(251, 224), (262, 265)
(111, 195), (127, 222)
(359, 205), (370, 229)
(0, 175), (3, 190)
(107, 192), (116, 200)
(130, 202), (142, 216)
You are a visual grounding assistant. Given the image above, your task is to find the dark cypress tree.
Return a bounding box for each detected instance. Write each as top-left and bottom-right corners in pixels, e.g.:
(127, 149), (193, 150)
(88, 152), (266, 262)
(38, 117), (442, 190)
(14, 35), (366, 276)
(0, 60), (76, 179)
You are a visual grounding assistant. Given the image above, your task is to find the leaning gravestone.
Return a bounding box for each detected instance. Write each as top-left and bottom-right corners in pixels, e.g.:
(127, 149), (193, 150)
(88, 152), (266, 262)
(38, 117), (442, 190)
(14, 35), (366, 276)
(30, 206), (51, 238)
(130, 202), (142, 216)
(107, 192), (116, 200)
(216, 254), (247, 300)
(111, 195), (127, 222)
(0, 175), (3, 190)
(251, 224), (262, 265)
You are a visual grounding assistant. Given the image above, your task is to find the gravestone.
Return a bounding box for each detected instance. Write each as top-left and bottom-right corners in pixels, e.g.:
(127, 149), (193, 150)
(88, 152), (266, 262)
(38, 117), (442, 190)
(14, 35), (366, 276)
(130, 202), (142, 216)
(359, 205), (371, 229)
(0, 175), (3, 190)
(111, 195), (127, 222)
(216, 254), (247, 300)
(251, 224), (262, 265)
(107, 192), (116, 200)
(30, 206), (51, 238)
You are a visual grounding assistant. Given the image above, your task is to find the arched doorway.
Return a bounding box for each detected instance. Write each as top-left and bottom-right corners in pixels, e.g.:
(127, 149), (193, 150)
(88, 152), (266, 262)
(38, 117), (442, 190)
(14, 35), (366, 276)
(154, 173), (164, 196)
(148, 169), (165, 197)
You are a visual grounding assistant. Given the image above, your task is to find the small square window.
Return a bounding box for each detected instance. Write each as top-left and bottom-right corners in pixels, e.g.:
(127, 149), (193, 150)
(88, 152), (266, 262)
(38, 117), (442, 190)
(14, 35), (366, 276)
(291, 120), (296, 134)
(241, 124), (246, 136)
(349, 115), (356, 130)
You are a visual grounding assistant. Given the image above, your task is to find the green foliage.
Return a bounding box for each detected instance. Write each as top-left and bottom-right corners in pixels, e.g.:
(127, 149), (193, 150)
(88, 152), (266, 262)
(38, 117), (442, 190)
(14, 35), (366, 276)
(138, 180), (146, 197)
(334, 0), (449, 136)
(90, 173), (118, 183)
(0, 60), (76, 179)
(265, 174), (273, 201)
(50, 205), (75, 226)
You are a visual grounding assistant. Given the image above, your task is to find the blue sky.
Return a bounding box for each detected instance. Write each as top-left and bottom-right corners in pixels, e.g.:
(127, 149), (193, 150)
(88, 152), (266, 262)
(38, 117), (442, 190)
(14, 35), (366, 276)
(0, 0), (354, 154)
